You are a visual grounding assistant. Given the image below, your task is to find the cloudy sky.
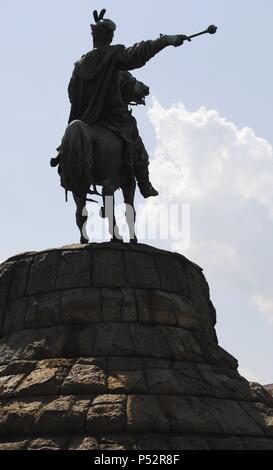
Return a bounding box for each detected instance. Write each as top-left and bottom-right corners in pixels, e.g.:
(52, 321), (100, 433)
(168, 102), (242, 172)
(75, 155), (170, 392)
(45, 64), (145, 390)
(1, 1), (272, 383)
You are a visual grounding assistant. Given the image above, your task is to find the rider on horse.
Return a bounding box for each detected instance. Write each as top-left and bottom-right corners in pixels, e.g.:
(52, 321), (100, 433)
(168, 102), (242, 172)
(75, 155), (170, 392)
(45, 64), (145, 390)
(51, 9), (190, 198)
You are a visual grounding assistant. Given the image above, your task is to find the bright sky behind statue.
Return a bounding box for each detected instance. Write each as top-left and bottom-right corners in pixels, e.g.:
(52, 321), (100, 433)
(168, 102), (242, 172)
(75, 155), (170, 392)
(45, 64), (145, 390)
(1, 0), (273, 384)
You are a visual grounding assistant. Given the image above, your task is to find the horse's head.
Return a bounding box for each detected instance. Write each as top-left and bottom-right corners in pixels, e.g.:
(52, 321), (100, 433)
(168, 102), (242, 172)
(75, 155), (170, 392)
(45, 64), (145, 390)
(120, 72), (150, 106)
(133, 80), (150, 105)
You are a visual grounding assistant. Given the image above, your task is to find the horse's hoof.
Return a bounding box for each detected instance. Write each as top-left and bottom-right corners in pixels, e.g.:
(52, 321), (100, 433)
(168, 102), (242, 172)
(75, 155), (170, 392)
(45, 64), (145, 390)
(80, 237), (89, 245)
(111, 237), (124, 244)
(130, 237), (138, 245)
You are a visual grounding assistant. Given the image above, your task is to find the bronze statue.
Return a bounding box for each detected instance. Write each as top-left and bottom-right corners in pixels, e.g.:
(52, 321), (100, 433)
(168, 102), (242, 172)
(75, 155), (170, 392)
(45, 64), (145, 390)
(51, 9), (217, 243)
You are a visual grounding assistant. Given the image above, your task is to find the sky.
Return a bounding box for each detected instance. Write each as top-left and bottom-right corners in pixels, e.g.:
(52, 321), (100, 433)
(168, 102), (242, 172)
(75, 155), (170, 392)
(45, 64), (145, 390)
(1, 1), (273, 384)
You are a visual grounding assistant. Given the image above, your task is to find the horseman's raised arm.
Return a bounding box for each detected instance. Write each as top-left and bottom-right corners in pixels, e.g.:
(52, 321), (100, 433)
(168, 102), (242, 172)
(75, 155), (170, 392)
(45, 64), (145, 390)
(116, 35), (190, 71)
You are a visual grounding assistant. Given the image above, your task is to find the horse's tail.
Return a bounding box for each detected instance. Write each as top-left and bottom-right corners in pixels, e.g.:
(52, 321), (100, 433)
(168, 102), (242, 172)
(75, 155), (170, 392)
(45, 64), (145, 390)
(58, 120), (95, 199)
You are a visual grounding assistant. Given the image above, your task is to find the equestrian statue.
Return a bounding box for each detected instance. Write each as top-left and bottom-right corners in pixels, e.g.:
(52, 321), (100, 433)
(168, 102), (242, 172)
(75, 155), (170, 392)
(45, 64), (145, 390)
(51, 8), (217, 243)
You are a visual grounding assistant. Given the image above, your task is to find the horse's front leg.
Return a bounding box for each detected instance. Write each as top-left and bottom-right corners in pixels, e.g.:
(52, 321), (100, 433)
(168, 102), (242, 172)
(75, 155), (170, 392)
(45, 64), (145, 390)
(122, 179), (137, 243)
(73, 193), (89, 244)
(102, 188), (123, 243)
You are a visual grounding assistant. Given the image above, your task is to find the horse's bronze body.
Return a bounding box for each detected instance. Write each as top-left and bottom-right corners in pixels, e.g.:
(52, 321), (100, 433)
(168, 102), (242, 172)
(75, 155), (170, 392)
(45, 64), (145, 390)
(57, 75), (149, 244)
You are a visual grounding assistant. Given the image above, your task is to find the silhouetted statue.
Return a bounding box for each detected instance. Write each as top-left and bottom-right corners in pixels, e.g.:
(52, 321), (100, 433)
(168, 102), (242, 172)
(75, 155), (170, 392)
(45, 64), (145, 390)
(51, 9), (217, 243)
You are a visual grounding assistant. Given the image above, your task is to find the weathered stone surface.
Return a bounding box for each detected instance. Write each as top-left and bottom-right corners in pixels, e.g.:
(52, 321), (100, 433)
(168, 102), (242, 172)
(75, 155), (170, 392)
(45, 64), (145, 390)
(176, 328), (202, 358)
(218, 374), (252, 401)
(201, 397), (263, 436)
(69, 436), (98, 450)
(155, 254), (188, 295)
(28, 437), (67, 450)
(76, 356), (107, 369)
(207, 436), (245, 450)
(61, 363), (107, 394)
(170, 435), (210, 450)
(146, 369), (181, 395)
(93, 250), (125, 287)
(250, 382), (273, 407)
(62, 288), (101, 324)
(240, 401), (273, 437)
(0, 330), (34, 363)
(0, 287), (9, 339)
(68, 325), (94, 357)
(102, 289), (122, 322)
(93, 394), (126, 405)
(243, 437), (273, 450)
(0, 440), (28, 450)
(127, 395), (170, 432)
(0, 361), (36, 376)
(94, 323), (135, 356)
(0, 374), (25, 398)
(265, 385), (273, 398)
(159, 326), (202, 362)
(199, 338), (238, 369)
(16, 363), (67, 397)
(184, 262), (216, 340)
(9, 257), (33, 299)
(130, 324), (170, 358)
(99, 434), (136, 450)
(159, 395), (221, 434)
(20, 326), (68, 360)
(87, 394), (126, 433)
(198, 366), (252, 400)
(1, 325), (89, 364)
(172, 294), (198, 330)
(108, 357), (142, 371)
(0, 244), (272, 450)
(0, 261), (17, 285)
(108, 370), (148, 394)
(26, 292), (62, 329)
(27, 253), (60, 295)
(56, 251), (91, 289)
(136, 434), (171, 450)
(0, 399), (41, 436)
(136, 290), (177, 326)
(34, 396), (90, 434)
(265, 416), (273, 437)
(142, 358), (171, 369)
(2, 297), (28, 335)
(121, 289), (137, 322)
(173, 367), (212, 397)
(124, 252), (161, 289)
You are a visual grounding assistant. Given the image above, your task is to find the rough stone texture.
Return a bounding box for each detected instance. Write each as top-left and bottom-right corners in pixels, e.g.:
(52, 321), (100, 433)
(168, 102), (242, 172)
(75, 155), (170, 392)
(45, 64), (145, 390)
(0, 242), (272, 450)
(264, 384), (273, 399)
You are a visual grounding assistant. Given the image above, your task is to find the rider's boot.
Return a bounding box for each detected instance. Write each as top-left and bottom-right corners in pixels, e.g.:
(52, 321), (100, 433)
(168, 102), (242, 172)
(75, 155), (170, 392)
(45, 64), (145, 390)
(135, 165), (159, 198)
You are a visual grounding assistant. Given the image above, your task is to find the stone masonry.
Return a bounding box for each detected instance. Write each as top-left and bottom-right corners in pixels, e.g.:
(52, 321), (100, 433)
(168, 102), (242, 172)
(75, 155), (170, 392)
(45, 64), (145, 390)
(0, 242), (272, 450)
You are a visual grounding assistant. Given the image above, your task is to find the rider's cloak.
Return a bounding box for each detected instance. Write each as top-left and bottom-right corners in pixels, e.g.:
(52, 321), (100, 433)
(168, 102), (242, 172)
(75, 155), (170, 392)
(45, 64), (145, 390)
(67, 38), (169, 144)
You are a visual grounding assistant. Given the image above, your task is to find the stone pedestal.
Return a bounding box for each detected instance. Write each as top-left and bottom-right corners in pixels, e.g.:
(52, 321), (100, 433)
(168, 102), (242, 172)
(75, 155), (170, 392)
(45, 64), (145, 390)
(0, 243), (272, 450)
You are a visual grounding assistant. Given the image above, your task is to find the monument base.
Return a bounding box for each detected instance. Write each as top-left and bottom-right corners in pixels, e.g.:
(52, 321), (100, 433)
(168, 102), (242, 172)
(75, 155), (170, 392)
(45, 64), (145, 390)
(0, 243), (272, 450)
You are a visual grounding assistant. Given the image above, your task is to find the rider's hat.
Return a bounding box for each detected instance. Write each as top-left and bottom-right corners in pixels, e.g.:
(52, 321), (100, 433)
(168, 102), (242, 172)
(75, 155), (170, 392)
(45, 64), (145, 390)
(91, 9), (116, 42)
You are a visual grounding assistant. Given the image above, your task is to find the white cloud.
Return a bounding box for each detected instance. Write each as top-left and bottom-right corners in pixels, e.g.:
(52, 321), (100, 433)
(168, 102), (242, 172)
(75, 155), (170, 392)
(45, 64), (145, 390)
(138, 99), (273, 325)
(252, 295), (273, 324)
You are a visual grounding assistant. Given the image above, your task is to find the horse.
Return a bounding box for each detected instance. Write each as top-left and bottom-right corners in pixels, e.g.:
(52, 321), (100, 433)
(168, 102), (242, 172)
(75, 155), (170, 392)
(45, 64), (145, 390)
(54, 73), (150, 244)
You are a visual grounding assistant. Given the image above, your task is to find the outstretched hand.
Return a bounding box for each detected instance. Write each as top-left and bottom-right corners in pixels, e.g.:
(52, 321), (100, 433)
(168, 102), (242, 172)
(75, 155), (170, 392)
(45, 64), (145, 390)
(167, 34), (192, 47)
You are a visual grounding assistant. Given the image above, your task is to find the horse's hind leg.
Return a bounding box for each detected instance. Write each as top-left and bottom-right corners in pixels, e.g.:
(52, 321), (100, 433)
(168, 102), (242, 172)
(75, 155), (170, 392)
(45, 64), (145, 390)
(73, 193), (89, 244)
(122, 180), (138, 243)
